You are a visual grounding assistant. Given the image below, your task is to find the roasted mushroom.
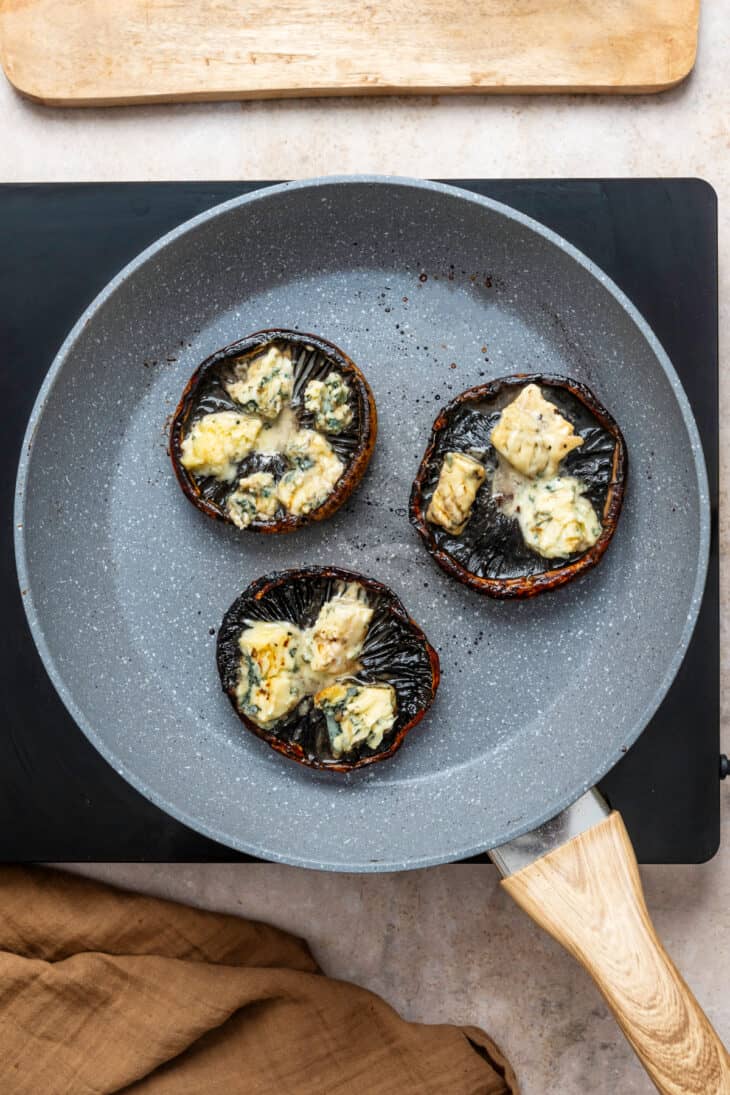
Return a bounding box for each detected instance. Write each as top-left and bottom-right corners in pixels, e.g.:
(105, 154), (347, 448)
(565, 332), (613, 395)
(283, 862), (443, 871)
(217, 567), (440, 771)
(170, 330), (377, 532)
(410, 375), (627, 598)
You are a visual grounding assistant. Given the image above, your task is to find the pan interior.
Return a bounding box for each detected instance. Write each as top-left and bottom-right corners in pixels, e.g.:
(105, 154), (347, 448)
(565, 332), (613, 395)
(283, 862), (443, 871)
(16, 179), (707, 870)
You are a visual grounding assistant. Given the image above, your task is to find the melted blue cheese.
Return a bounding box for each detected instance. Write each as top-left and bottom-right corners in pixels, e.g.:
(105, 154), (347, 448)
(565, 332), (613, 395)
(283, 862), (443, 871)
(253, 405), (299, 454)
(427, 451), (486, 535)
(514, 476), (602, 559)
(314, 682), (397, 758)
(236, 620), (305, 726)
(226, 472), (279, 529)
(227, 345), (294, 420)
(304, 372), (353, 434)
(304, 584), (373, 675)
(491, 383), (583, 480)
(277, 429), (345, 516)
(180, 411), (262, 481)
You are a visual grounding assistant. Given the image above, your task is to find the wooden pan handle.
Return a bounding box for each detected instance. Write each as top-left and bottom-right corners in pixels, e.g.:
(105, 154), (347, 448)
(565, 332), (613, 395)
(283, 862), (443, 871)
(502, 811), (730, 1095)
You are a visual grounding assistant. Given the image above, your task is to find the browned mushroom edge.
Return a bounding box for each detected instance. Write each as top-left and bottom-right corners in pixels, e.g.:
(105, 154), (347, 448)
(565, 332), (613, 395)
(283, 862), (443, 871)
(169, 329), (377, 533)
(409, 374), (628, 599)
(216, 566), (441, 771)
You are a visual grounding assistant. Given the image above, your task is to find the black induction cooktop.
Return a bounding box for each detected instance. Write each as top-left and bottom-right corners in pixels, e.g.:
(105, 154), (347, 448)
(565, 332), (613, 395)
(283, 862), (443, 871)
(0, 180), (721, 863)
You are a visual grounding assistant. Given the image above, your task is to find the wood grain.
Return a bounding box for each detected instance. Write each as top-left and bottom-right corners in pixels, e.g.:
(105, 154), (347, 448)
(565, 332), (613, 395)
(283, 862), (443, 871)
(0, 0), (699, 106)
(503, 812), (730, 1095)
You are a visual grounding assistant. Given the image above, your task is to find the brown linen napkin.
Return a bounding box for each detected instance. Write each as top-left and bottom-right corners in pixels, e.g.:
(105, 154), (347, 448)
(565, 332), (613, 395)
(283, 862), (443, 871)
(0, 866), (518, 1095)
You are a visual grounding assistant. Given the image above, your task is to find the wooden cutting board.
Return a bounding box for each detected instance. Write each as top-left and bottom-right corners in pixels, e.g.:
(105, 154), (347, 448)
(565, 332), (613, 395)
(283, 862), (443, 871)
(0, 1), (700, 106)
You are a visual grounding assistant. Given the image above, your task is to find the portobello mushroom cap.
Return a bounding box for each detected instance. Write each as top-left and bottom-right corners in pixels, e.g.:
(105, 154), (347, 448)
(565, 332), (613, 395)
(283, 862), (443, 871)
(217, 567), (440, 771)
(409, 374), (627, 598)
(170, 329), (377, 532)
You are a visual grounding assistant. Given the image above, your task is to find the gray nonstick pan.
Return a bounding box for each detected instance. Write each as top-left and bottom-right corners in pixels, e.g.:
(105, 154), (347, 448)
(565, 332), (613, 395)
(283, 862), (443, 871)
(15, 178), (728, 1091)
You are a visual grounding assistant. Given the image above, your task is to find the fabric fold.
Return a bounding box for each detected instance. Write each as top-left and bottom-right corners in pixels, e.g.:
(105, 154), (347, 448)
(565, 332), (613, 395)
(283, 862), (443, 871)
(0, 867), (517, 1095)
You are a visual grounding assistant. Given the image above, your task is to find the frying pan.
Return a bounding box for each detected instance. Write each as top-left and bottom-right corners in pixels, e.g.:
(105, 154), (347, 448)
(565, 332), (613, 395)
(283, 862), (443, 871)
(15, 178), (727, 1091)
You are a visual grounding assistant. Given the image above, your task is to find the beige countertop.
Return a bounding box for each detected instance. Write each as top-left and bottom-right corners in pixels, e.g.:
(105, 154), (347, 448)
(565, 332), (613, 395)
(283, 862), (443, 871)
(3, 4), (729, 1091)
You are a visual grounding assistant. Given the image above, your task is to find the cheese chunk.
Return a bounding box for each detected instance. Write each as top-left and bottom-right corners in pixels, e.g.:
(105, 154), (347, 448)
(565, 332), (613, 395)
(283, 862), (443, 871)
(226, 472), (279, 529)
(515, 476), (602, 559)
(315, 682), (397, 757)
(236, 620), (304, 727)
(491, 384), (583, 480)
(305, 585), (373, 675)
(227, 345), (294, 420)
(426, 452), (486, 535)
(277, 429), (344, 516)
(180, 411), (262, 481)
(304, 372), (353, 434)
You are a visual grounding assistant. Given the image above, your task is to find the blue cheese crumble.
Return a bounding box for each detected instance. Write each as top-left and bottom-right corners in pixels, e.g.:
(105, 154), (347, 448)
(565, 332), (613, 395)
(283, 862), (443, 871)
(227, 345), (294, 420)
(236, 620), (305, 726)
(314, 682), (397, 758)
(180, 411), (262, 481)
(277, 429), (345, 516)
(304, 372), (353, 434)
(226, 472), (279, 529)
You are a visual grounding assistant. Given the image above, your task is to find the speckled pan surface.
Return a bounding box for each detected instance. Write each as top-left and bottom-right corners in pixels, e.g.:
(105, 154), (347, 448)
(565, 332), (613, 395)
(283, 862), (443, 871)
(15, 177), (709, 871)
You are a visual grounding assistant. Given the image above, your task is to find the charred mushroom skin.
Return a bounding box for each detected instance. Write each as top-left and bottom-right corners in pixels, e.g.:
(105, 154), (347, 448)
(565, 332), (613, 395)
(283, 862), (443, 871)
(170, 330), (377, 533)
(410, 375), (627, 598)
(217, 567), (440, 771)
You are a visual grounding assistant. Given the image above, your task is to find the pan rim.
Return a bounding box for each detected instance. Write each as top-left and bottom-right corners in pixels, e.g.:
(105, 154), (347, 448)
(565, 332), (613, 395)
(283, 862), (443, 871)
(14, 176), (710, 871)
